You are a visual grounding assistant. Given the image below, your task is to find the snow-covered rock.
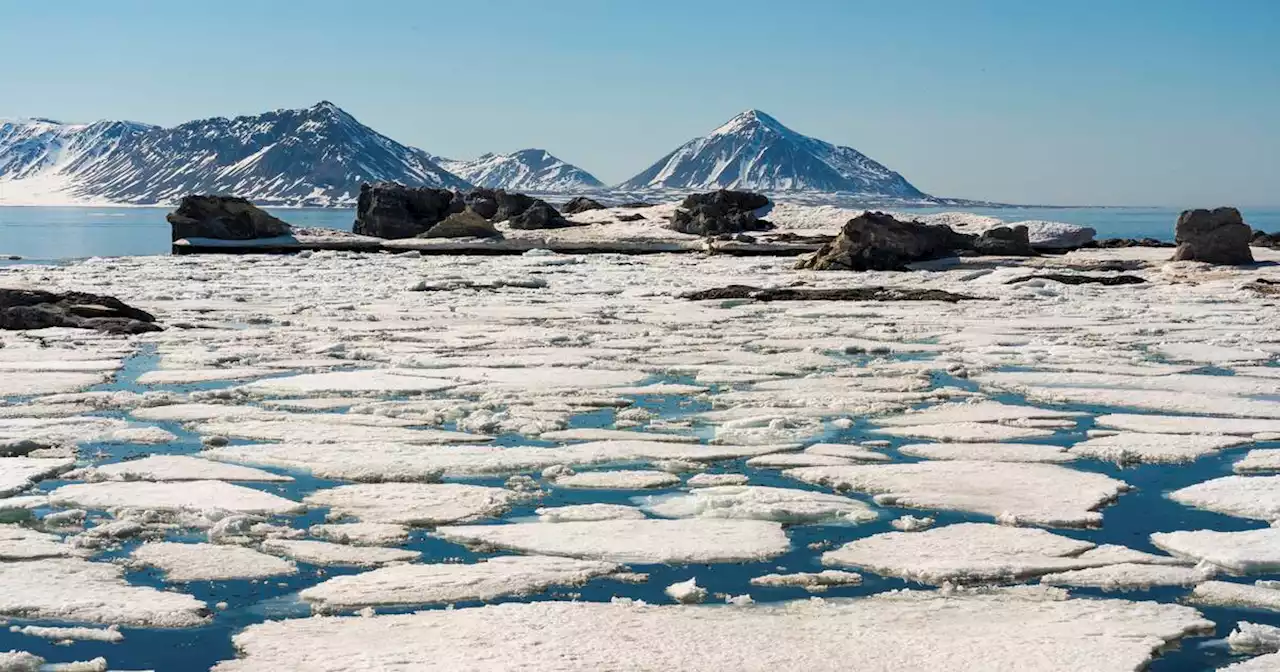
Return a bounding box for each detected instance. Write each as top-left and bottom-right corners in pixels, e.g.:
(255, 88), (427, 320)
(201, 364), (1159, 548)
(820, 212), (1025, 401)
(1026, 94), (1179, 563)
(435, 149), (602, 192)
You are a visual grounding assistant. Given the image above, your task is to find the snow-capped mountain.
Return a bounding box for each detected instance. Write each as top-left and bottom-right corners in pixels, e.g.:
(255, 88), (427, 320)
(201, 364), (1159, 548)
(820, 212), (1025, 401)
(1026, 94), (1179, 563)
(435, 149), (603, 192)
(0, 102), (467, 206)
(619, 109), (926, 199)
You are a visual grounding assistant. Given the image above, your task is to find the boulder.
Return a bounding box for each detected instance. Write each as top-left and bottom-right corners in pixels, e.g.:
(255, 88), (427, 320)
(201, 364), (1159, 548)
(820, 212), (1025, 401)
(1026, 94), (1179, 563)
(1252, 230), (1279, 249)
(352, 182), (461, 239)
(422, 210), (503, 239)
(616, 213), (646, 222)
(493, 191), (540, 222)
(463, 188), (499, 220)
(166, 195), (291, 241)
(797, 211), (974, 271)
(561, 197), (606, 214)
(972, 225), (1035, 256)
(507, 201), (580, 230)
(0, 288), (161, 335)
(1172, 207), (1254, 265)
(667, 190), (774, 236)
(1016, 221), (1096, 250)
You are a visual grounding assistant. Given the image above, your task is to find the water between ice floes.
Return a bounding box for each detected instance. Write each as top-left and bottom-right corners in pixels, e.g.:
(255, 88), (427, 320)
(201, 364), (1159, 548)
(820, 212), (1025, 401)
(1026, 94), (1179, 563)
(3, 349), (1279, 670)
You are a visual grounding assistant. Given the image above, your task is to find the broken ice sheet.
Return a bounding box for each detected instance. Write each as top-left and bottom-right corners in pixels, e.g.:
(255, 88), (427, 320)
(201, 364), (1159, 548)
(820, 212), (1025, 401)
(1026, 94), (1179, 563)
(49, 481), (303, 516)
(260, 539), (419, 567)
(0, 557), (208, 627)
(304, 483), (514, 525)
(897, 442), (1075, 463)
(0, 457), (75, 497)
(132, 542), (298, 582)
(77, 455), (291, 482)
(299, 556), (621, 610)
(1038, 563), (1212, 591)
(786, 461), (1128, 528)
(869, 422), (1057, 443)
(551, 470), (681, 490)
(1151, 528), (1280, 574)
(1068, 432), (1250, 465)
(635, 485), (878, 525)
(1168, 475), (1280, 522)
(212, 586), (1213, 672)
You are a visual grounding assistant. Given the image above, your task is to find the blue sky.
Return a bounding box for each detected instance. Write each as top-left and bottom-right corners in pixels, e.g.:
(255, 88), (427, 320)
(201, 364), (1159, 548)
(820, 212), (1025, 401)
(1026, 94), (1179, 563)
(3, 0), (1277, 205)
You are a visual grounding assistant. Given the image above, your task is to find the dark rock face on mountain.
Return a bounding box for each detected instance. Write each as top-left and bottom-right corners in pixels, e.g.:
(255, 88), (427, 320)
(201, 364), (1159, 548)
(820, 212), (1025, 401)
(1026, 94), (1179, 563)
(0, 288), (161, 334)
(561, 196), (606, 214)
(667, 190), (773, 236)
(166, 195), (291, 241)
(353, 182), (463, 239)
(972, 225), (1035, 256)
(423, 210), (502, 239)
(1172, 207), (1254, 265)
(507, 201), (578, 230)
(798, 212), (974, 271)
(621, 109), (927, 200)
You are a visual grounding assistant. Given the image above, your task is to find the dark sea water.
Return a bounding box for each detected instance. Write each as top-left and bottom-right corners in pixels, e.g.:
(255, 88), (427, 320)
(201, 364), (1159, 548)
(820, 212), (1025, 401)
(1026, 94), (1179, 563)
(1, 205), (1278, 261)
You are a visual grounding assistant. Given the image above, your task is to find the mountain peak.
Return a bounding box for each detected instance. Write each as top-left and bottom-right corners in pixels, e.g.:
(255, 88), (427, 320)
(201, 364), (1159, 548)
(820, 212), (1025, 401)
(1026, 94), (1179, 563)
(438, 148), (603, 191)
(711, 108), (789, 137)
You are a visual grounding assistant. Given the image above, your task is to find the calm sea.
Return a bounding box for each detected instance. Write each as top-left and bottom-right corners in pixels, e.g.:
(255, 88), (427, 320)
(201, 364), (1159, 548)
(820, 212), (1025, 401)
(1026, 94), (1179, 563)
(0, 205), (1278, 261)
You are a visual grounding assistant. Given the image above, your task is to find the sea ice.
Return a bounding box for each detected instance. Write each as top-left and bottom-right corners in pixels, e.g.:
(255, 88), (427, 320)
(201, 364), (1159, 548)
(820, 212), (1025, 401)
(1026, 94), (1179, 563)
(551, 470), (681, 490)
(749, 570), (862, 592)
(1228, 622), (1280, 655)
(7, 624), (122, 643)
(1068, 433), (1249, 464)
(636, 485), (878, 525)
(1094, 413), (1280, 436)
(1236, 450), (1280, 474)
(192, 419), (490, 445)
(0, 557), (208, 627)
(136, 368), (276, 385)
(1151, 528), (1280, 574)
(1222, 652), (1280, 670)
(873, 401), (1083, 426)
(869, 422), (1056, 443)
(686, 473), (749, 488)
(308, 523), (409, 546)
(0, 457), (74, 497)
(1169, 475), (1280, 521)
(305, 483), (514, 525)
(212, 586), (1212, 672)
(299, 555), (621, 610)
(897, 442), (1075, 463)
(0, 524), (69, 560)
(786, 461), (1127, 528)
(535, 504), (646, 522)
(664, 578), (707, 604)
(260, 539), (419, 567)
(130, 403), (274, 423)
(132, 542), (298, 581)
(49, 481), (303, 515)
(0, 373), (108, 398)
(538, 428), (698, 443)
(237, 369), (459, 397)
(80, 455), (291, 482)
(434, 518), (790, 564)
(821, 523), (1103, 585)
(803, 444), (891, 461)
(1189, 581), (1280, 613)
(890, 515), (935, 532)
(744, 453), (858, 468)
(1038, 563), (1211, 591)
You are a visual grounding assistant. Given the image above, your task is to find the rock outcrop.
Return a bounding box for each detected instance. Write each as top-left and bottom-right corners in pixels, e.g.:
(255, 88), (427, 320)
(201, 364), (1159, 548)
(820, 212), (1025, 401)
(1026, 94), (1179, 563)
(463, 188), (500, 220)
(422, 210), (503, 239)
(972, 225), (1035, 256)
(561, 197), (606, 214)
(493, 191), (540, 223)
(1252, 230), (1279, 249)
(166, 195), (291, 241)
(667, 190), (774, 236)
(1171, 207), (1254, 265)
(352, 182), (462, 239)
(797, 211), (974, 271)
(507, 201), (578, 230)
(0, 288), (161, 334)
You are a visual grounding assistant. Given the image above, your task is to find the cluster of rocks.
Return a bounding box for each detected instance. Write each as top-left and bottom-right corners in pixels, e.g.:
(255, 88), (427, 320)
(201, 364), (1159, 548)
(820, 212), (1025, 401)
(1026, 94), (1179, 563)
(1252, 229), (1280, 249)
(352, 183), (586, 240)
(1171, 207), (1254, 265)
(667, 190), (774, 237)
(797, 211), (1036, 271)
(0, 288), (162, 334)
(166, 195), (292, 241)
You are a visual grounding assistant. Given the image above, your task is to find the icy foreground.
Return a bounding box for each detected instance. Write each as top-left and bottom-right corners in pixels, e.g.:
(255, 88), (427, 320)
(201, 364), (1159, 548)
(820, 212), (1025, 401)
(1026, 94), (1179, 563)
(215, 588), (1212, 672)
(1, 241), (1279, 669)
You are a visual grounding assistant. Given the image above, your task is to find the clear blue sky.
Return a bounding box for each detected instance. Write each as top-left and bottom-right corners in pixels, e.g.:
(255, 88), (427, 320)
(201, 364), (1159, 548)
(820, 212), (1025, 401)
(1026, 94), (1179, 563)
(3, 0), (1277, 206)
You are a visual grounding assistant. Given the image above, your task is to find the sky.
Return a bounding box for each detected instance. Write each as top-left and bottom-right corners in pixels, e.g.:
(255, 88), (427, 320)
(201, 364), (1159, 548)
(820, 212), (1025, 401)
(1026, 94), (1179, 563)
(2, 0), (1277, 206)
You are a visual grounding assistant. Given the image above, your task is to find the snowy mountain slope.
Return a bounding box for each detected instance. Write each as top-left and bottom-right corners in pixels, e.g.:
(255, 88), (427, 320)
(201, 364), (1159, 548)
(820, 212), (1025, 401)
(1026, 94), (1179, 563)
(0, 102), (468, 206)
(619, 109), (927, 199)
(435, 149), (603, 192)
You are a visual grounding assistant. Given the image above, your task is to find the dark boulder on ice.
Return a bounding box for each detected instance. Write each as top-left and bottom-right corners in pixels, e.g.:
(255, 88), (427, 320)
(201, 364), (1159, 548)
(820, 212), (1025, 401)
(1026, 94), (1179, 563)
(507, 201), (581, 230)
(353, 182), (462, 239)
(1251, 229), (1279, 249)
(493, 190), (540, 223)
(1171, 207), (1254, 265)
(798, 211), (974, 271)
(972, 225), (1036, 256)
(166, 195), (291, 241)
(561, 196), (607, 214)
(463, 188), (500, 220)
(616, 213), (646, 222)
(422, 209), (503, 239)
(667, 190), (774, 236)
(0, 288), (162, 335)
(1093, 238), (1173, 249)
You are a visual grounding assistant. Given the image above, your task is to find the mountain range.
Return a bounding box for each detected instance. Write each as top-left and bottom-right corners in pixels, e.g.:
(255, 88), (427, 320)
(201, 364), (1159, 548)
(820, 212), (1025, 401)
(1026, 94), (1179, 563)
(0, 102), (937, 206)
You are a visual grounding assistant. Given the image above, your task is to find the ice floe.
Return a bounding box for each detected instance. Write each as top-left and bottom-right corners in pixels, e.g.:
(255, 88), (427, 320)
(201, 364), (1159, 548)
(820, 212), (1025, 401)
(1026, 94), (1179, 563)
(434, 519), (790, 564)
(686, 473), (749, 488)
(664, 578), (707, 604)
(1228, 622), (1280, 655)
(636, 485), (878, 525)
(1151, 528), (1280, 574)
(538, 428), (698, 443)
(212, 586), (1212, 672)
(132, 542), (297, 581)
(49, 481), (303, 516)
(1068, 432), (1249, 464)
(1236, 450), (1280, 474)
(873, 401), (1083, 426)
(1094, 413), (1280, 436)
(535, 503), (646, 522)
(77, 455), (291, 482)
(305, 483), (514, 525)
(551, 470), (681, 490)
(238, 370), (458, 397)
(1038, 563), (1212, 591)
(135, 368), (276, 385)
(803, 444), (891, 461)
(1169, 475), (1280, 522)
(0, 524), (69, 560)
(260, 539), (419, 567)
(299, 555), (621, 611)
(0, 557), (208, 627)
(749, 570), (862, 592)
(890, 515), (935, 532)
(1189, 581), (1280, 613)
(897, 442), (1075, 463)
(7, 624), (122, 643)
(307, 523), (409, 547)
(0, 457), (74, 497)
(786, 461), (1128, 527)
(191, 418), (490, 445)
(0, 373), (109, 398)
(869, 422), (1056, 443)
